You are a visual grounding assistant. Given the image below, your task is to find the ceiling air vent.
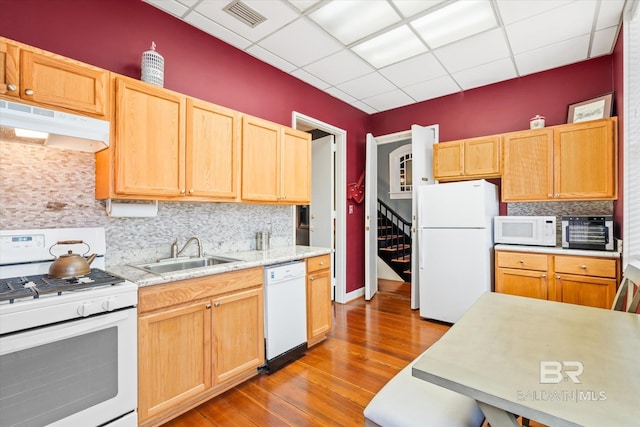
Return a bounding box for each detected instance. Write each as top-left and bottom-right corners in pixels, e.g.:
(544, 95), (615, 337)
(223, 0), (267, 28)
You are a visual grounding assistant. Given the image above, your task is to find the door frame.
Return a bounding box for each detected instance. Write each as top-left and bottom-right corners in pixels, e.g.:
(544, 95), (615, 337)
(292, 112), (347, 304)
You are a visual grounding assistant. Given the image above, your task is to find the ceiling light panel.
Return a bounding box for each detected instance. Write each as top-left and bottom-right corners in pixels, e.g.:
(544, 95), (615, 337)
(309, 0), (402, 45)
(411, 0), (498, 49)
(390, 0), (445, 18)
(352, 25), (427, 68)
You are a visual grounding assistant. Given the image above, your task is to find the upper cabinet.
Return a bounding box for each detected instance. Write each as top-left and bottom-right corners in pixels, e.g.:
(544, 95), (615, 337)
(242, 115), (311, 204)
(96, 75), (241, 202)
(502, 118), (617, 202)
(433, 135), (501, 181)
(0, 37), (109, 118)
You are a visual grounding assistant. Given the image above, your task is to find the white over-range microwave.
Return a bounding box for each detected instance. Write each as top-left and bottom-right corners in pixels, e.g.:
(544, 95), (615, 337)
(494, 216), (557, 247)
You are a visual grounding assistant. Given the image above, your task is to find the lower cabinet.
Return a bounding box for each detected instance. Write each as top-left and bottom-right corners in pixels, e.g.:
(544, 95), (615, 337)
(137, 268), (264, 427)
(495, 251), (619, 309)
(306, 254), (332, 347)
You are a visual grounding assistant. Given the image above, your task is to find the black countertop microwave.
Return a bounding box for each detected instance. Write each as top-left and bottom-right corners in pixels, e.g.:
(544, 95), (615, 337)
(562, 216), (614, 251)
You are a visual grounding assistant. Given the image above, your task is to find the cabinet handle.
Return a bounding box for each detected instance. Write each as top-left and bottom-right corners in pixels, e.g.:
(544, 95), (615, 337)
(555, 193), (560, 197)
(7, 84), (16, 91)
(319, 261), (324, 266)
(206, 303), (211, 309)
(310, 276), (315, 281)
(519, 259), (524, 264)
(24, 89), (34, 96)
(557, 275), (561, 279)
(189, 188), (194, 194)
(541, 274), (546, 278)
(180, 189), (186, 194)
(580, 265), (587, 269)
(214, 301), (220, 307)
(548, 194), (553, 198)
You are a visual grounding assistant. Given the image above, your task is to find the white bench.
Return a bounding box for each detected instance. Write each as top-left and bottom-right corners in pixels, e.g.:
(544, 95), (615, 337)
(364, 350), (484, 427)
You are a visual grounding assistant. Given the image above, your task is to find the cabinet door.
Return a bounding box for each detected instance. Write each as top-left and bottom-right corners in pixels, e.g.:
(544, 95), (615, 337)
(502, 129), (554, 201)
(114, 77), (186, 196)
(20, 50), (108, 117)
(281, 127), (311, 203)
(553, 119), (617, 200)
(556, 274), (617, 309)
(0, 40), (19, 96)
(495, 268), (548, 300)
(242, 116), (280, 201)
(186, 98), (240, 199)
(433, 141), (464, 180)
(138, 301), (211, 422)
(464, 136), (500, 177)
(212, 288), (264, 384)
(307, 268), (332, 343)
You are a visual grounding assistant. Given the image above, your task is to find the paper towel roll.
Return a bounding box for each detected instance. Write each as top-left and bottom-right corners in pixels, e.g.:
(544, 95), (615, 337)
(106, 199), (158, 217)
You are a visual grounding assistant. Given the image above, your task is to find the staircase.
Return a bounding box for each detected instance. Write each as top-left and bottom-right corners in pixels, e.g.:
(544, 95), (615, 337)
(377, 199), (412, 282)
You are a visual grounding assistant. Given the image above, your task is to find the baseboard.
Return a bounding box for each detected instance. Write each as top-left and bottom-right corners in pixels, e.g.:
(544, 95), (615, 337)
(345, 287), (365, 302)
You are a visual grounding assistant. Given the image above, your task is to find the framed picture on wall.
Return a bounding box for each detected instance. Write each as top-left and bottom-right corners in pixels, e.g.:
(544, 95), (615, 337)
(567, 92), (614, 123)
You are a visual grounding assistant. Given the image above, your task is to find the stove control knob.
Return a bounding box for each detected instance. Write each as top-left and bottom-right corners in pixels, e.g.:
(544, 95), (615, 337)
(102, 298), (116, 312)
(77, 303), (93, 317)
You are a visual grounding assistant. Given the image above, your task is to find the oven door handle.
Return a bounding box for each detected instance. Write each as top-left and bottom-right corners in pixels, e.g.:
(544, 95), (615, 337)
(0, 308), (135, 355)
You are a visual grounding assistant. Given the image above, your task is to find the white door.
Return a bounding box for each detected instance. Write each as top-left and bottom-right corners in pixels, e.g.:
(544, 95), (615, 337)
(410, 124), (438, 309)
(310, 135), (335, 297)
(365, 133), (378, 300)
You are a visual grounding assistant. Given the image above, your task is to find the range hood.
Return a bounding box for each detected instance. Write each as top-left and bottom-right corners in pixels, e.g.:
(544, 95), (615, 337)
(0, 99), (109, 152)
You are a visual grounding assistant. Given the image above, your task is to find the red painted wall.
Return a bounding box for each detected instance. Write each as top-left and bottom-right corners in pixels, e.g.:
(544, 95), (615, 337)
(0, 0), (624, 293)
(612, 26), (624, 238)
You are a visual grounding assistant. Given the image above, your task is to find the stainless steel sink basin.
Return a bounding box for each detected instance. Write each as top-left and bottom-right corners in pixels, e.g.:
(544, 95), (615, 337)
(134, 256), (240, 274)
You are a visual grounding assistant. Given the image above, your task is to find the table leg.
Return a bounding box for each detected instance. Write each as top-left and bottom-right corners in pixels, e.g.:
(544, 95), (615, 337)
(477, 402), (520, 427)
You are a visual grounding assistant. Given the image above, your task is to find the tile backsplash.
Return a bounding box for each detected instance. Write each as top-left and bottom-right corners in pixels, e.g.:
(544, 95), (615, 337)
(0, 141), (292, 266)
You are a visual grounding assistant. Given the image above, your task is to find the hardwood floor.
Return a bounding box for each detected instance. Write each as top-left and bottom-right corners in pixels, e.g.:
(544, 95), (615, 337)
(162, 280), (545, 427)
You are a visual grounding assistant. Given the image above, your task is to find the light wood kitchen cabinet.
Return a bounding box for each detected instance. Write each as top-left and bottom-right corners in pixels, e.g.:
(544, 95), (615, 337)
(495, 250), (619, 309)
(0, 37), (109, 117)
(137, 267), (264, 427)
(96, 76), (241, 202)
(502, 118), (617, 202)
(306, 254), (332, 346)
(433, 135), (500, 181)
(241, 115), (311, 204)
(495, 251), (549, 300)
(138, 300), (211, 422)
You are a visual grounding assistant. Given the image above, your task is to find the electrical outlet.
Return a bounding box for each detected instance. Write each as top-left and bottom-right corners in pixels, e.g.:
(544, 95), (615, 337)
(349, 205), (354, 214)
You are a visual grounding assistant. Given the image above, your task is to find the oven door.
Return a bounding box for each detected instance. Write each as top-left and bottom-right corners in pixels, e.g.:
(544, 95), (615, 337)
(0, 308), (137, 427)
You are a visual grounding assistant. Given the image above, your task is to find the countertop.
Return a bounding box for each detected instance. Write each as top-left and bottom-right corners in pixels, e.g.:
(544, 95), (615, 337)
(107, 245), (333, 287)
(494, 244), (621, 259)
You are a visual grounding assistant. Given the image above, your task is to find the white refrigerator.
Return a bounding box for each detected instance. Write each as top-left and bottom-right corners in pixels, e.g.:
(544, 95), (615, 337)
(417, 180), (498, 323)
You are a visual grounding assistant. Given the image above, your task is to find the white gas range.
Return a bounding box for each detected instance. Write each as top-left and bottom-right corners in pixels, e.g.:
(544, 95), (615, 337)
(0, 227), (138, 427)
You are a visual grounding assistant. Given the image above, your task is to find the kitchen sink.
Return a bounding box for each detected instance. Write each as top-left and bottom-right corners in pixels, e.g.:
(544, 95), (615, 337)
(134, 256), (240, 274)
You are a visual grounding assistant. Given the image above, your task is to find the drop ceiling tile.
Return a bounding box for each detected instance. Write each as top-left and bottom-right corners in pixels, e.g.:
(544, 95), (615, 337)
(434, 28), (510, 73)
(515, 34), (590, 76)
(309, 1), (401, 45)
(591, 26), (618, 57)
(193, 0), (299, 42)
(286, 0), (322, 13)
(379, 53), (447, 87)
(246, 45), (297, 72)
(452, 58), (517, 90)
(361, 89), (415, 111)
(143, 0), (189, 18)
(390, 0), (445, 18)
(290, 69), (331, 90)
(351, 100), (379, 114)
(335, 72), (397, 99)
(303, 50), (373, 86)
(258, 18), (343, 67)
(506, 1), (596, 54)
(402, 75), (460, 102)
(352, 25), (427, 68)
(184, 12), (252, 49)
(496, 0), (572, 25)
(325, 87), (358, 104)
(596, 0), (625, 29)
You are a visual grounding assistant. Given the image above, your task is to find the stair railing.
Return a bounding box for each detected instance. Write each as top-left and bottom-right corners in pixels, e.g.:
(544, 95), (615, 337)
(377, 199), (412, 278)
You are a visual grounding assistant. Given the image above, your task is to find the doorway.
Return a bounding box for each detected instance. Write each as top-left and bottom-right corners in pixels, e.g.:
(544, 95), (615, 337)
(292, 112), (347, 304)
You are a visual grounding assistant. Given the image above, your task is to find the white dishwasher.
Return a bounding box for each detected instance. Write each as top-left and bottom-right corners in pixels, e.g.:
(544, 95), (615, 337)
(263, 261), (307, 373)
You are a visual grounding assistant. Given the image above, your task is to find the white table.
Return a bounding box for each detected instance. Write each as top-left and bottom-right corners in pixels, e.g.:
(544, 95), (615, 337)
(412, 292), (640, 427)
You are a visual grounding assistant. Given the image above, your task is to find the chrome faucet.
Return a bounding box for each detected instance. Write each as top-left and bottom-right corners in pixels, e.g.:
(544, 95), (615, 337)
(172, 237), (203, 258)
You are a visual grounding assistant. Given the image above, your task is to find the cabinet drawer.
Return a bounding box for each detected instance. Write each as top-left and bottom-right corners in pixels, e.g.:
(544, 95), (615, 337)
(554, 256), (617, 278)
(307, 254), (331, 273)
(496, 251), (548, 271)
